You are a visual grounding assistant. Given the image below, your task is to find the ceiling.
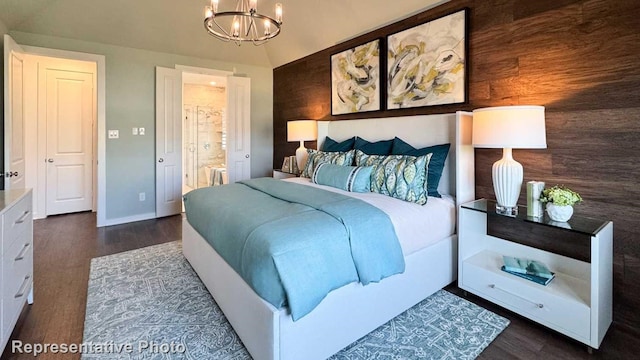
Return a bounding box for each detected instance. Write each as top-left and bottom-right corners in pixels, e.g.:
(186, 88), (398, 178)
(0, 0), (448, 68)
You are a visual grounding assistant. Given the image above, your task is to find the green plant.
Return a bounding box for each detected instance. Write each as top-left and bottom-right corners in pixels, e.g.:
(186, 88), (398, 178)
(539, 185), (583, 206)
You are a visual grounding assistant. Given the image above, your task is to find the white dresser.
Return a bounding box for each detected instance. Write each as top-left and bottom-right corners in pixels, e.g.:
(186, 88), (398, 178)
(0, 189), (33, 354)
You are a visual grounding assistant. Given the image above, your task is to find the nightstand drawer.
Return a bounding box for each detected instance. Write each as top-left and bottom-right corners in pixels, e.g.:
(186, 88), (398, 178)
(463, 262), (590, 341)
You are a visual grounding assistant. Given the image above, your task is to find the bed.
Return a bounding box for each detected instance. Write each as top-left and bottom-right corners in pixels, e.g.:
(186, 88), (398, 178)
(182, 112), (474, 360)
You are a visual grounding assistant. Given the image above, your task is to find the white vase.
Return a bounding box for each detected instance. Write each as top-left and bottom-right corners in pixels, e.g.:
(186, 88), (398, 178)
(546, 203), (574, 222)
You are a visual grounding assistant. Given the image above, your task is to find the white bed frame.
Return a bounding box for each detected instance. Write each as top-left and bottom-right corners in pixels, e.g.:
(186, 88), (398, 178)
(183, 112), (475, 360)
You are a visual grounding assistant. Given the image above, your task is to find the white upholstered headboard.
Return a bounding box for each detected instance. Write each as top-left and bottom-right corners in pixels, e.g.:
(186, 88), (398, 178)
(317, 112), (475, 207)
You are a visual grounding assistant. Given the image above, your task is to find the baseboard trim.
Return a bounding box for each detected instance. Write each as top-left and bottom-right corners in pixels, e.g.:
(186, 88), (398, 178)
(100, 212), (157, 227)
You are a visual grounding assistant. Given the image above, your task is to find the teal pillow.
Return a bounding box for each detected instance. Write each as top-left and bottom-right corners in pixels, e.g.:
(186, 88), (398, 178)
(321, 136), (355, 152)
(311, 163), (373, 193)
(354, 137), (394, 155)
(355, 150), (432, 205)
(301, 149), (355, 178)
(391, 138), (450, 198)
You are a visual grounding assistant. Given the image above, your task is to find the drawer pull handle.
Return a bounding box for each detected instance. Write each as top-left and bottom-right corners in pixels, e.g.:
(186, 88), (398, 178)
(488, 284), (544, 309)
(14, 243), (31, 261)
(14, 275), (32, 299)
(15, 210), (30, 224)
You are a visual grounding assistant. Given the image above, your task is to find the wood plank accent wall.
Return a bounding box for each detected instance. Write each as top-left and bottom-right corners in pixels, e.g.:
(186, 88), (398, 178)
(273, 0), (640, 331)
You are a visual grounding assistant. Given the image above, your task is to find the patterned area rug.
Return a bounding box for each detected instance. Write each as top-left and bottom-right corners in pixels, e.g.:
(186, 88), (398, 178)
(82, 242), (508, 359)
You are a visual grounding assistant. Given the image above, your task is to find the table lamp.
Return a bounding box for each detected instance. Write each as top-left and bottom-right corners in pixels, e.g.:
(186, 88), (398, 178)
(472, 106), (546, 215)
(287, 120), (317, 172)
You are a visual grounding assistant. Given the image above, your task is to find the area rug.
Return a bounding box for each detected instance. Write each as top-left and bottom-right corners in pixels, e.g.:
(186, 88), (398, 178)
(82, 242), (509, 359)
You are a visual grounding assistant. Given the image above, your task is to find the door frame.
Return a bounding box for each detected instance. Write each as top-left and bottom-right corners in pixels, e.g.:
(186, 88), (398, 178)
(21, 45), (106, 226)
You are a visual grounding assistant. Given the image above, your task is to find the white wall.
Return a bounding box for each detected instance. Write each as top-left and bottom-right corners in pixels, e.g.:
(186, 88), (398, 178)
(10, 31), (273, 223)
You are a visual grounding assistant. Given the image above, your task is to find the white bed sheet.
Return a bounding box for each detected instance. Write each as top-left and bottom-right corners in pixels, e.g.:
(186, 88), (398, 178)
(283, 177), (456, 256)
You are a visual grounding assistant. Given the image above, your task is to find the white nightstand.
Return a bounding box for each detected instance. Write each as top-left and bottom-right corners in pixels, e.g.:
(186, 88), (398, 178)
(272, 169), (298, 179)
(458, 199), (613, 351)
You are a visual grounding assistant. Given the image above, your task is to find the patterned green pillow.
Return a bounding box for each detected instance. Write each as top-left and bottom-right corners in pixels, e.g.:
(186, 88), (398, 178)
(355, 150), (432, 205)
(301, 149), (355, 178)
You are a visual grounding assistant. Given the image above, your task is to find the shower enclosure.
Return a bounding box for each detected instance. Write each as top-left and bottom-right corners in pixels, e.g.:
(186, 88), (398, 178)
(183, 105), (227, 191)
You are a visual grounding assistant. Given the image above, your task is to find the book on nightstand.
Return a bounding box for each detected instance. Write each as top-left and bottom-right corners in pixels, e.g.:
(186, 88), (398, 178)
(501, 266), (555, 285)
(502, 256), (554, 279)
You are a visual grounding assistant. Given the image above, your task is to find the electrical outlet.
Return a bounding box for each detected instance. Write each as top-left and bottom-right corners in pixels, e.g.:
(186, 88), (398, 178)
(139, 127), (145, 135)
(108, 130), (119, 139)
(132, 127), (138, 135)
(139, 192), (145, 201)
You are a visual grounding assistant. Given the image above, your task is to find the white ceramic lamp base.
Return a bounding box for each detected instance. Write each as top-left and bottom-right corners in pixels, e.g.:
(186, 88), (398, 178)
(492, 148), (523, 216)
(295, 141), (308, 174)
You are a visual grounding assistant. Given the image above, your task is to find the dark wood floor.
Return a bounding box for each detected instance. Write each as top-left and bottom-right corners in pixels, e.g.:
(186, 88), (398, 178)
(2, 212), (638, 359)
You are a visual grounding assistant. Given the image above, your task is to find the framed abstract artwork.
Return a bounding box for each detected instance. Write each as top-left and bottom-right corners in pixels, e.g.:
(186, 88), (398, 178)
(331, 39), (381, 115)
(387, 9), (468, 110)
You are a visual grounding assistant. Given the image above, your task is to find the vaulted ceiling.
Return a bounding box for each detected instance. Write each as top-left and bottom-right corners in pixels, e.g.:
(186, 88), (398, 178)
(0, 0), (448, 68)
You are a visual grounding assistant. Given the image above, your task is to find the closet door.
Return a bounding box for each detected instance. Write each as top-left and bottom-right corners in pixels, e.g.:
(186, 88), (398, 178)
(43, 66), (95, 215)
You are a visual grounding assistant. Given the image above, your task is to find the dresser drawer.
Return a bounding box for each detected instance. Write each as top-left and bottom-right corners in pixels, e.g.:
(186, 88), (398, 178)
(1, 273), (31, 341)
(462, 261), (590, 341)
(2, 193), (32, 252)
(2, 235), (33, 294)
(2, 235), (33, 340)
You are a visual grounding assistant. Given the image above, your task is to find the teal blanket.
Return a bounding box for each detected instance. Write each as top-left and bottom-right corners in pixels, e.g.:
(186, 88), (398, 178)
(183, 178), (404, 320)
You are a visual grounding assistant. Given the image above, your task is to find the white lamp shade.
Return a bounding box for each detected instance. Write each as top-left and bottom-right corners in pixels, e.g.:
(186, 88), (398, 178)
(472, 106), (546, 149)
(287, 120), (317, 142)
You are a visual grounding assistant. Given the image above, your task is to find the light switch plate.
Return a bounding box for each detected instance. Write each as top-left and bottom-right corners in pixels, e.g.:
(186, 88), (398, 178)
(132, 127), (138, 135)
(139, 127), (145, 135)
(108, 130), (119, 139)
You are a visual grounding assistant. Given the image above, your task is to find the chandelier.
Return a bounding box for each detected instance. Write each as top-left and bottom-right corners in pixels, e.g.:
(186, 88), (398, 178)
(204, 0), (283, 46)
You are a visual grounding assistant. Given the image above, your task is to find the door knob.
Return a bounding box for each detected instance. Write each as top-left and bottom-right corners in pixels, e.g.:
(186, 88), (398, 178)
(158, 158), (164, 163)
(245, 154), (250, 158)
(47, 158), (54, 163)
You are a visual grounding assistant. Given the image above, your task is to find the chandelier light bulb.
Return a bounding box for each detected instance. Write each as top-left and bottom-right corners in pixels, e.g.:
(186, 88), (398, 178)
(212, 0), (219, 13)
(275, 3), (283, 23)
(204, 6), (213, 18)
(264, 19), (271, 35)
(233, 20), (240, 37)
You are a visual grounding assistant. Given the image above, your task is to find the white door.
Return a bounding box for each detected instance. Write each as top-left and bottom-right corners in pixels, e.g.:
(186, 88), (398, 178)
(226, 76), (251, 183)
(3, 34), (26, 190)
(43, 68), (94, 215)
(155, 67), (182, 217)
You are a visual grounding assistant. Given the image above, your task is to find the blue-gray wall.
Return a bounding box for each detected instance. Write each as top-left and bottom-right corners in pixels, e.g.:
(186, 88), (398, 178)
(9, 31), (273, 222)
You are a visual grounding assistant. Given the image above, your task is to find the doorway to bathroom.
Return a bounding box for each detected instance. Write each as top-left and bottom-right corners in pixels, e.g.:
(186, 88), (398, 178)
(182, 73), (227, 196)
(155, 65), (251, 217)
